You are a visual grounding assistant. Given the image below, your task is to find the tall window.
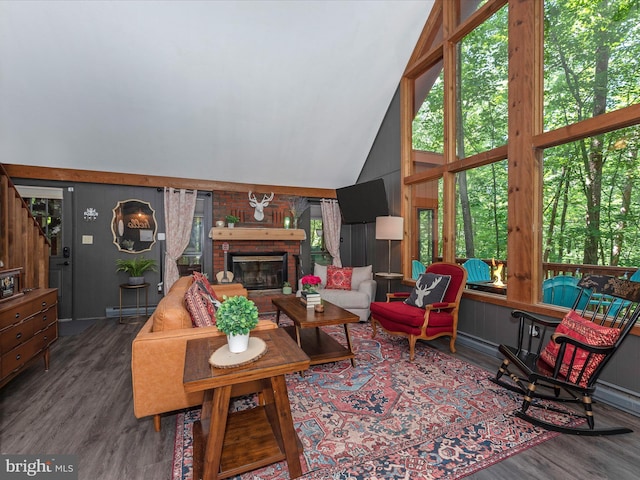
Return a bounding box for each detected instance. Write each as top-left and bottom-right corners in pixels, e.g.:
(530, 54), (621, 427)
(402, 0), (640, 306)
(542, 1), (640, 271)
(455, 161), (508, 261)
(178, 197), (204, 275)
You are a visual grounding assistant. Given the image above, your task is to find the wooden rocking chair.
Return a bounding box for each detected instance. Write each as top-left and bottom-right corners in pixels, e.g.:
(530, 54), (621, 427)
(492, 274), (640, 436)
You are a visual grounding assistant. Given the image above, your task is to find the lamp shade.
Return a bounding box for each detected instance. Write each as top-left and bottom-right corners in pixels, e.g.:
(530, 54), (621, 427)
(375, 216), (403, 240)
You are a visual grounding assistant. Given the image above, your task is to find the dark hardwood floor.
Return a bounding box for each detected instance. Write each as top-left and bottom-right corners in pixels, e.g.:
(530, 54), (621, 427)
(1, 317), (639, 479)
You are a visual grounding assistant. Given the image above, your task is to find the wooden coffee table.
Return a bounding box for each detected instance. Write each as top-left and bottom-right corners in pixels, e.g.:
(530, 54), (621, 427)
(183, 328), (310, 480)
(271, 296), (359, 367)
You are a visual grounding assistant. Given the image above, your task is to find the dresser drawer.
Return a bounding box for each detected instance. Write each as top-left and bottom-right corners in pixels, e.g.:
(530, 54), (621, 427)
(0, 289), (58, 330)
(0, 319), (35, 353)
(32, 323), (57, 353)
(1, 339), (36, 378)
(0, 288), (58, 387)
(33, 307), (56, 332)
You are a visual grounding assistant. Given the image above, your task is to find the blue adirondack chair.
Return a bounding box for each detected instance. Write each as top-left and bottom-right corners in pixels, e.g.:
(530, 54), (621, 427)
(462, 258), (491, 282)
(542, 275), (582, 308)
(411, 260), (426, 280)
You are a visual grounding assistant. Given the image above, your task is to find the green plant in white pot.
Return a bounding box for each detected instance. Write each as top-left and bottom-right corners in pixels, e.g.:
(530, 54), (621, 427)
(215, 295), (259, 353)
(282, 281), (292, 295)
(116, 256), (157, 285)
(225, 214), (240, 228)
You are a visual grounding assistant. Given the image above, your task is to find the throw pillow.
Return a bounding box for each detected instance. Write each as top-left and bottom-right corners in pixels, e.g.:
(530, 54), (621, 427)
(350, 265), (373, 289)
(404, 273), (451, 308)
(192, 271), (216, 298)
(539, 310), (620, 386)
(184, 281), (217, 327)
(326, 266), (353, 290)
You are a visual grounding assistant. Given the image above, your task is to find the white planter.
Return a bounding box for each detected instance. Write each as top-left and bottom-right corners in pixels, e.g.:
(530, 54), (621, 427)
(227, 333), (250, 353)
(227, 223), (235, 228)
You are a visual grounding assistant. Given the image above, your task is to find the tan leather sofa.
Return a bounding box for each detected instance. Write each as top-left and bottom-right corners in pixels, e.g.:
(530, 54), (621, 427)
(131, 276), (276, 431)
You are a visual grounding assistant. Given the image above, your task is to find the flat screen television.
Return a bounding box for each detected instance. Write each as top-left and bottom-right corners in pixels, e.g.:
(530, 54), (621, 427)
(336, 179), (389, 224)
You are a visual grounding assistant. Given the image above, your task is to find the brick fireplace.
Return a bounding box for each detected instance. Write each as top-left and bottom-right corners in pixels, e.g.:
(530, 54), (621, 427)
(211, 190), (307, 312)
(212, 236), (302, 312)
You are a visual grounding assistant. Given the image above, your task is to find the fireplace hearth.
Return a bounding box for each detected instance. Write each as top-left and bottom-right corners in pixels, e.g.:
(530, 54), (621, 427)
(229, 252), (288, 290)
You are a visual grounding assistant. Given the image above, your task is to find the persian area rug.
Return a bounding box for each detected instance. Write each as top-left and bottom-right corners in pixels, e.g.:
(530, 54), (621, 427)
(173, 318), (581, 480)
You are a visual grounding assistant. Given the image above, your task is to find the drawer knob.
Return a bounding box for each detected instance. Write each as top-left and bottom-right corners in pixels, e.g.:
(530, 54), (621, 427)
(16, 332), (22, 339)
(15, 353), (21, 361)
(42, 315), (47, 321)
(43, 336), (48, 341)
(41, 301), (47, 307)
(15, 313), (20, 318)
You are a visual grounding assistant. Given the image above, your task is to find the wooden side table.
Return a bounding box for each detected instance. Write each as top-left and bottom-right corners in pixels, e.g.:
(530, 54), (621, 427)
(118, 282), (149, 324)
(183, 328), (310, 480)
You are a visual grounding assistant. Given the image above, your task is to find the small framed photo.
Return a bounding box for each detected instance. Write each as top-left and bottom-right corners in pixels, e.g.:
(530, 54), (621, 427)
(0, 267), (22, 301)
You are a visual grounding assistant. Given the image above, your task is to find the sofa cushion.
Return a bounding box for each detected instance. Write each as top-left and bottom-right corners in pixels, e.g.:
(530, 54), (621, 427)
(350, 265), (373, 289)
(405, 273), (451, 308)
(317, 289), (371, 309)
(370, 301), (454, 333)
(314, 264), (328, 287)
(185, 281), (217, 328)
(539, 310), (620, 386)
(326, 266), (353, 290)
(151, 283), (194, 332)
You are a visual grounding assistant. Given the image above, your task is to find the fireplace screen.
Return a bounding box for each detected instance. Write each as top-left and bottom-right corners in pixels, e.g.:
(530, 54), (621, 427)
(229, 252), (288, 290)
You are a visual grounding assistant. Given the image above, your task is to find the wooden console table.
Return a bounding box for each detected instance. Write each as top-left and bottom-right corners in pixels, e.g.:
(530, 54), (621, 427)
(183, 328), (310, 480)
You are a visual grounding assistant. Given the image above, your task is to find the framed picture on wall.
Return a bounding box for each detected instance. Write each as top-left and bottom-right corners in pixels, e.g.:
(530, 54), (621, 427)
(111, 199), (157, 253)
(0, 267), (23, 302)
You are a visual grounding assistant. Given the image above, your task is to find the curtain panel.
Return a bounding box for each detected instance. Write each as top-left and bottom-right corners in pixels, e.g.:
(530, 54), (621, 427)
(163, 188), (197, 293)
(321, 199), (342, 267)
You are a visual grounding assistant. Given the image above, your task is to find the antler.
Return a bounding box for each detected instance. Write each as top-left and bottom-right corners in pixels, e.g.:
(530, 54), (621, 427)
(262, 192), (274, 204)
(248, 191), (257, 206)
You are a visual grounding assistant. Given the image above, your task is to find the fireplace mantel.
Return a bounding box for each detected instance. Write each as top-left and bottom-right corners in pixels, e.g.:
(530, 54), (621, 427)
(208, 227), (306, 241)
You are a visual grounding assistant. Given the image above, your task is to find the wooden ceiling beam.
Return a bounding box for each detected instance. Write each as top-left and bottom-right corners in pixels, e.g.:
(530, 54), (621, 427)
(2, 164), (336, 199)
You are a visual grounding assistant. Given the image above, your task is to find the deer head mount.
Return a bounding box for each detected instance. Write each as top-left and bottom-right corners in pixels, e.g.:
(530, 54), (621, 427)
(248, 191), (274, 221)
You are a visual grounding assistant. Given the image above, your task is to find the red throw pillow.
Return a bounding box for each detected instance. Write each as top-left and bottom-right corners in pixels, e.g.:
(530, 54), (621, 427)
(325, 266), (353, 290)
(193, 271), (216, 298)
(540, 310), (620, 386)
(184, 281), (217, 327)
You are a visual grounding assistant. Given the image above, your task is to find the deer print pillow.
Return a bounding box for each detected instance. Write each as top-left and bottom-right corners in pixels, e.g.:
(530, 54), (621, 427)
(404, 273), (451, 308)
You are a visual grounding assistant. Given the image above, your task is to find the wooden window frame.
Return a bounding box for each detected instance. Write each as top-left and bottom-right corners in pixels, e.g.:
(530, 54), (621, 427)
(400, 0), (640, 313)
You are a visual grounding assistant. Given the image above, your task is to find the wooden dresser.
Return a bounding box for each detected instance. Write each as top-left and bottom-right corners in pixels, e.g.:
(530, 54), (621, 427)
(0, 288), (58, 388)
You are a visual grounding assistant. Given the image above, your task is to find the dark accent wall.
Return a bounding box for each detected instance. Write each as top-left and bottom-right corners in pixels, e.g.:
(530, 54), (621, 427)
(348, 86), (403, 300)
(12, 179), (216, 322)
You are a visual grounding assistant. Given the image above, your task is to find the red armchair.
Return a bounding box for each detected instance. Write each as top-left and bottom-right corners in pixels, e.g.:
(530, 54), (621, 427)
(370, 262), (467, 360)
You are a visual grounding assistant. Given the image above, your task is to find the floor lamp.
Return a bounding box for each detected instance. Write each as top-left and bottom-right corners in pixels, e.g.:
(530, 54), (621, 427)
(375, 216), (404, 274)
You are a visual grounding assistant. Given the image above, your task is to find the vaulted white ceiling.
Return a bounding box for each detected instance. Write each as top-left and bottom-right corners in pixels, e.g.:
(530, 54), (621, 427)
(0, 0), (433, 189)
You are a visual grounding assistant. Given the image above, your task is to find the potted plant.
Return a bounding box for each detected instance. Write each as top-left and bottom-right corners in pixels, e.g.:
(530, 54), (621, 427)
(282, 281), (292, 295)
(116, 256), (157, 285)
(215, 295), (259, 353)
(225, 214), (240, 228)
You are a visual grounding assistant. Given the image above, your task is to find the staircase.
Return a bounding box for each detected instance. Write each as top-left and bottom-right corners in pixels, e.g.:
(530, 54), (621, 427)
(0, 163), (50, 290)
